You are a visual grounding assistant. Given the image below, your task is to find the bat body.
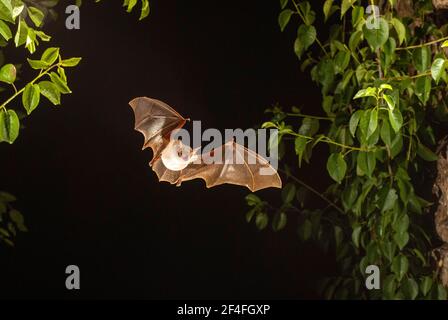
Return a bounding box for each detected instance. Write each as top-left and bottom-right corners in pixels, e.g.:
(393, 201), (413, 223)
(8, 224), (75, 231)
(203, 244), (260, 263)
(128, 97), (282, 192)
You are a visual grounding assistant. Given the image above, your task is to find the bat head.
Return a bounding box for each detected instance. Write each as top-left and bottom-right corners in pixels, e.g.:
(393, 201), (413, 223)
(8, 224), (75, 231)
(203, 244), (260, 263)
(161, 139), (196, 171)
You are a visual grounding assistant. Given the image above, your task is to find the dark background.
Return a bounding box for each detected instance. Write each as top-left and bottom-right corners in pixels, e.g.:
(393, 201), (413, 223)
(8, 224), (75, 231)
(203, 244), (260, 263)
(0, 0), (333, 299)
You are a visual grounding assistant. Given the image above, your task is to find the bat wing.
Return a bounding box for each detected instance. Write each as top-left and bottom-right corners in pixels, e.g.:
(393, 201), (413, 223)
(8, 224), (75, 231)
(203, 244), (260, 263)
(152, 155), (182, 185)
(129, 97), (187, 163)
(179, 141), (282, 192)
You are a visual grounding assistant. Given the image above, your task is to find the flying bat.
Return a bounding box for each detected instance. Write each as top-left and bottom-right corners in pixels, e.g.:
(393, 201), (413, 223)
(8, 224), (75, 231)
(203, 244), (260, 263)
(128, 97), (282, 192)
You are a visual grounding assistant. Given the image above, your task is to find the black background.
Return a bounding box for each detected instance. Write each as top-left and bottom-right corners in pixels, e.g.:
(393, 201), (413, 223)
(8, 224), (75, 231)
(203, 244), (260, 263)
(0, 0), (334, 299)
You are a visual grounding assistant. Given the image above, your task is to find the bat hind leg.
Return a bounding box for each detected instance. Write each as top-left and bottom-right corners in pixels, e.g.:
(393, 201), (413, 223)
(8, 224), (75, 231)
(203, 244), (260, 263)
(149, 153), (162, 167)
(175, 170), (183, 187)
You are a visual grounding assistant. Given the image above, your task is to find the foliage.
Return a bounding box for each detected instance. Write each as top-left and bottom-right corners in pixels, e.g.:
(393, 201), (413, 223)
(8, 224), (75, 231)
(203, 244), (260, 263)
(246, 0), (448, 299)
(0, 191), (27, 246)
(0, 0), (149, 247)
(94, 0), (150, 20)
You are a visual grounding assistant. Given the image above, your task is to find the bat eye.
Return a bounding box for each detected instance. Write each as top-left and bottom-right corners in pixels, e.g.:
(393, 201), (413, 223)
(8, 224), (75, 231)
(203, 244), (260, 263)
(177, 150), (183, 157)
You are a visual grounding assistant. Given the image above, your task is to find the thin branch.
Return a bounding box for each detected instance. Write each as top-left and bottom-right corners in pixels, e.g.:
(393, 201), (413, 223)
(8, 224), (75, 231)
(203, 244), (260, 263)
(385, 71), (431, 81)
(279, 168), (345, 215)
(291, 0), (328, 55)
(0, 63), (60, 111)
(396, 36), (448, 51)
(286, 113), (334, 121)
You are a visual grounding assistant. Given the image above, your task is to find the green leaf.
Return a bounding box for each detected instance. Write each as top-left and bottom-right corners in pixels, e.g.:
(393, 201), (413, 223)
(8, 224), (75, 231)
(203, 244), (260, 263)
(60, 57), (82, 67)
(412, 248), (427, 266)
(349, 110), (363, 137)
(342, 182), (358, 211)
(0, 0), (13, 23)
(0, 191), (16, 202)
(12, 1), (24, 19)
(139, 0), (150, 20)
(380, 119), (392, 147)
(326, 153), (347, 183)
(415, 76), (431, 105)
(349, 30), (363, 51)
(299, 117), (319, 136)
(417, 142), (438, 161)
(14, 19), (28, 47)
(382, 242), (396, 262)
(255, 212), (269, 230)
(357, 151), (376, 177)
(298, 219), (312, 241)
(323, 0), (333, 21)
(0, 64), (16, 84)
(341, 0), (355, 19)
(25, 27), (37, 53)
(38, 81), (61, 105)
(245, 208), (256, 223)
(27, 6), (44, 27)
(41, 47), (59, 65)
(351, 6), (364, 27)
(294, 136), (308, 166)
(436, 284), (447, 300)
(334, 225), (343, 249)
(334, 51), (350, 74)
(272, 212), (287, 232)
(280, 0), (289, 9)
(442, 40), (448, 48)
(278, 9), (293, 32)
(420, 276), (433, 296)
(391, 18), (406, 45)
(0, 109), (19, 144)
(294, 24), (316, 59)
(383, 275), (397, 299)
(58, 67), (67, 83)
(383, 94), (395, 110)
(367, 108), (378, 138)
(352, 225), (362, 248)
(388, 108), (403, 133)
(393, 231), (409, 250)
(315, 59), (335, 94)
(282, 183), (296, 204)
(391, 255), (408, 281)
(27, 58), (49, 70)
(49, 72), (71, 94)
(431, 58), (446, 84)
(363, 17), (389, 51)
(381, 188), (398, 213)
(353, 87), (377, 99)
(413, 47), (431, 73)
(0, 20), (12, 41)
(397, 178), (411, 203)
(22, 83), (40, 115)
(9, 209), (24, 225)
(298, 2), (315, 26)
(359, 109), (371, 139)
(401, 278), (419, 300)
(246, 194), (261, 206)
(393, 214), (410, 234)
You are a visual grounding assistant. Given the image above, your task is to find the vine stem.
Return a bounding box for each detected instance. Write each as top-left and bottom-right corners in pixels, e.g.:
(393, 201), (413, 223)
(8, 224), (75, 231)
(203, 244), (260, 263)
(285, 113), (334, 121)
(291, 0), (328, 55)
(283, 131), (374, 152)
(386, 71), (431, 81)
(396, 36), (448, 51)
(0, 63), (60, 111)
(279, 168), (345, 215)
